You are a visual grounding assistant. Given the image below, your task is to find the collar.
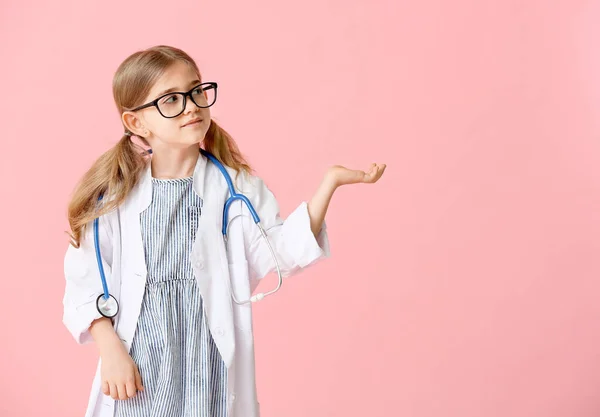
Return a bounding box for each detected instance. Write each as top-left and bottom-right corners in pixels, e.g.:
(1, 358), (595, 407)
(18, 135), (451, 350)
(133, 149), (208, 213)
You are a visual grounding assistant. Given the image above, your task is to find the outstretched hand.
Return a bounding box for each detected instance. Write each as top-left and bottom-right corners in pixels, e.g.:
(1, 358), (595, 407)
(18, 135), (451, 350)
(326, 163), (387, 188)
(307, 162), (387, 237)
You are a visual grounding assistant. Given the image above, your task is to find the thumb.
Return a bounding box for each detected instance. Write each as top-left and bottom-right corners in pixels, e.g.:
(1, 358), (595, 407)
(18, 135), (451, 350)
(135, 367), (144, 391)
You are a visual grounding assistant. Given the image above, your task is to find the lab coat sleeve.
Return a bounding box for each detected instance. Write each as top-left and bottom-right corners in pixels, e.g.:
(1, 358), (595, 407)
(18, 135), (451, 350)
(241, 174), (331, 281)
(62, 214), (113, 345)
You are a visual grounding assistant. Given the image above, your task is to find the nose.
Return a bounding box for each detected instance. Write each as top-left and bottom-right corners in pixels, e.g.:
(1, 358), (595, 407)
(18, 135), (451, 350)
(184, 92), (200, 114)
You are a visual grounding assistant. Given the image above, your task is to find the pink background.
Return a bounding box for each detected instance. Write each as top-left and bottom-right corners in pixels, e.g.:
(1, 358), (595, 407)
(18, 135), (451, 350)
(1, 0), (600, 416)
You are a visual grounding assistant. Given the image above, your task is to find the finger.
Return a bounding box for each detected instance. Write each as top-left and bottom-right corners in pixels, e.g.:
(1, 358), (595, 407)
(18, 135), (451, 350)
(117, 383), (128, 400)
(363, 166), (379, 182)
(109, 383), (119, 400)
(135, 368), (144, 391)
(368, 164), (386, 182)
(102, 380), (110, 396)
(125, 378), (137, 398)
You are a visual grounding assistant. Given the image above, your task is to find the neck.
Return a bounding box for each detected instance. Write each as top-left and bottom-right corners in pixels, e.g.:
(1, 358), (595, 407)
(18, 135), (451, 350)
(150, 146), (200, 179)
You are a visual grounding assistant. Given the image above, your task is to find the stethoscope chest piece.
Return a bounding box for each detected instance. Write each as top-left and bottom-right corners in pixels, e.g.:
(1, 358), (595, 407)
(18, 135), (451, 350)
(96, 294), (119, 318)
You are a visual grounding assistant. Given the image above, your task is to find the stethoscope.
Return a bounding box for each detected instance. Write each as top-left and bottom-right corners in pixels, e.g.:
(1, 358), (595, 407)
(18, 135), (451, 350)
(94, 149), (283, 318)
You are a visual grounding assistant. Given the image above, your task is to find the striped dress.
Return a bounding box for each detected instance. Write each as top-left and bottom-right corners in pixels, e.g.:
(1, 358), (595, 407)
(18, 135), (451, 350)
(114, 176), (228, 417)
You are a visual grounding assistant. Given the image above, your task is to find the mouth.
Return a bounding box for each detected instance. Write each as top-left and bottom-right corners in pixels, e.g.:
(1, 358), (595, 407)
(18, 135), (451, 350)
(182, 118), (203, 127)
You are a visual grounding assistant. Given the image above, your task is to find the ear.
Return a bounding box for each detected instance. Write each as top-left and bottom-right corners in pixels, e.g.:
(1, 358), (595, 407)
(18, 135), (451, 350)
(122, 111), (149, 137)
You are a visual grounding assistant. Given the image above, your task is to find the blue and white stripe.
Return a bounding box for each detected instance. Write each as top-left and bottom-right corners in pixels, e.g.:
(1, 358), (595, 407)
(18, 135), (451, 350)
(114, 176), (228, 417)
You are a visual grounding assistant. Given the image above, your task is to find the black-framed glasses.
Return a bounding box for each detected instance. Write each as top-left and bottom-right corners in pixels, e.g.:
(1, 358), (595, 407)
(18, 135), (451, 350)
(129, 82), (218, 118)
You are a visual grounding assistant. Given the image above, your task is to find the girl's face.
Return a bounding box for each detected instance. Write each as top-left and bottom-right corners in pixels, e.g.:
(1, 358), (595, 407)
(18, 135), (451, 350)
(122, 60), (212, 151)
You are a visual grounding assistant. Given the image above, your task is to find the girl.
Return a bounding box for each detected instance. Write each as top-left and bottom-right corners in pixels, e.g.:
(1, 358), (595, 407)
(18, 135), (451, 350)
(62, 45), (385, 417)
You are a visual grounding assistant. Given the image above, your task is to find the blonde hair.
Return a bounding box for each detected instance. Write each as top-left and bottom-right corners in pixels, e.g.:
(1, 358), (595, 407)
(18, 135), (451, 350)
(66, 45), (251, 248)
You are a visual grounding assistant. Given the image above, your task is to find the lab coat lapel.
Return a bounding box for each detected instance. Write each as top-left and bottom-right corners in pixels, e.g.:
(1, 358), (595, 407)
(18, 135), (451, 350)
(191, 159), (236, 368)
(113, 165), (150, 351)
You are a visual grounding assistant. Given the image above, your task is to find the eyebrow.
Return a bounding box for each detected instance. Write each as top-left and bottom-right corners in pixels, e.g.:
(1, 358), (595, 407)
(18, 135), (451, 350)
(155, 79), (201, 98)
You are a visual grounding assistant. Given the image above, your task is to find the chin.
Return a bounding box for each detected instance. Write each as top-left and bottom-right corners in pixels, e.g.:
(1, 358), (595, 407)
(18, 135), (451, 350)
(188, 132), (207, 146)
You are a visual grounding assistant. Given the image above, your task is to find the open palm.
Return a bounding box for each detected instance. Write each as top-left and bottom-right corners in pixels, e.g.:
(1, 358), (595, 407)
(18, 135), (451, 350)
(328, 163), (386, 187)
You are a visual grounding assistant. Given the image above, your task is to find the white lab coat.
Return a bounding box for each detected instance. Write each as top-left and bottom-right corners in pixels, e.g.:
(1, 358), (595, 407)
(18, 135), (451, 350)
(62, 152), (330, 417)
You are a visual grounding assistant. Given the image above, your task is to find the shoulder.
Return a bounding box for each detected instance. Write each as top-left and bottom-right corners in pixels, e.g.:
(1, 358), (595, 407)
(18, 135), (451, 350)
(229, 167), (269, 196)
(93, 194), (124, 239)
(212, 165), (277, 210)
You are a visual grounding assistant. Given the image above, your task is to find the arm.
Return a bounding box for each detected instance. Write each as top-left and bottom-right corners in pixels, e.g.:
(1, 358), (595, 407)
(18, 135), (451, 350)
(62, 215), (114, 344)
(62, 213), (144, 399)
(307, 175), (337, 238)
(89, 316), (145, 399)
(240, 162), (386, 281)
(308, 163), (387, 238)
(239, 174), (331, 281)
(89, 317), (122, 354)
